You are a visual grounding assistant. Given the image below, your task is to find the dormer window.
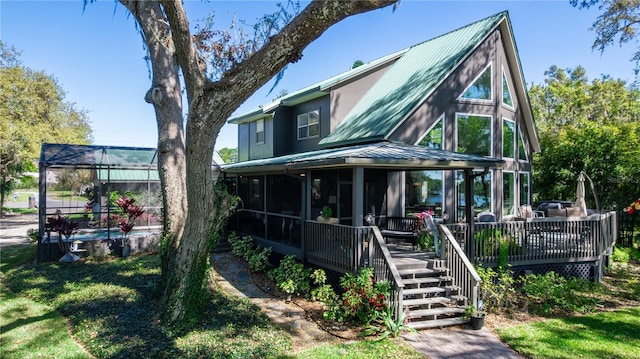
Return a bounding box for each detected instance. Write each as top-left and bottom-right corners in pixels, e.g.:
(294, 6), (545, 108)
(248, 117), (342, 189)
(297, 110), (320, 140)
(459, 64), (492, 102)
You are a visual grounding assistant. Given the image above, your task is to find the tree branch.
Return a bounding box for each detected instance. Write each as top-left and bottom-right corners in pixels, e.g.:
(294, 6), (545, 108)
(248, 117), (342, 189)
(161, 0), (205, 104)
(206, 0), (396, 110)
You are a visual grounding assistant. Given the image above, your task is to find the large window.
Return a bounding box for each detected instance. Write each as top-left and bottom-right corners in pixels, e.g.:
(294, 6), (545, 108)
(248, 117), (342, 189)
(456, 170), (492, 218)
(503, 118), (515, 159)
(417, 114), (444, 149)
(519, 172), (530, 206)
(518, 130), (528, 161)
(503, 171), (515, 216)
(256, 119), (265, 144)
(459, 64), (492, 101)
(297, 110), (320, 140)
(502, 69), (514, 108)
(406, 170), (443, 216)
(456, 114), (492, 157)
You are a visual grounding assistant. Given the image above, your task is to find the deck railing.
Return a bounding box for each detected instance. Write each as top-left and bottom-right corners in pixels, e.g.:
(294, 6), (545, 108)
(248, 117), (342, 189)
(367, 226), (405, 317)
(443, 211), (618, 267)
(439, 225), (481, 310)
(304, 220), (371, 273)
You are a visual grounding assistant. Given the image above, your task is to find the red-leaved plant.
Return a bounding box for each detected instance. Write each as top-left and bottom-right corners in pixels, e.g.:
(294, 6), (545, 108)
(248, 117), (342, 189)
(115, 196), (145, 247)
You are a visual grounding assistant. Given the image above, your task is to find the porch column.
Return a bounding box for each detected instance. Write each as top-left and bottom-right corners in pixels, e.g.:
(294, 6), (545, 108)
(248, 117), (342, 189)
(352, 167), (364, 226)
(464, 168), (475, 261)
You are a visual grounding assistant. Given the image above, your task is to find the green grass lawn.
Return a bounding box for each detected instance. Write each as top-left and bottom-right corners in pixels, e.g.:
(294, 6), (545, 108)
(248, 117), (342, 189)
(0, 245), (421, 358)
(498, 307), (640, 359)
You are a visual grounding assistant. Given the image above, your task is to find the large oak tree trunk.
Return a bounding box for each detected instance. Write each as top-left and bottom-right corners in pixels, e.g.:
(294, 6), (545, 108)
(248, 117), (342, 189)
(120, 0), (396, 325)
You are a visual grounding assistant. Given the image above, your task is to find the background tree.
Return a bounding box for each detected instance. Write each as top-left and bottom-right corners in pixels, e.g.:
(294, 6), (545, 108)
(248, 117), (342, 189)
(530, 65), (640, 208)
(0, 41), (92, 214)
(217, 147), (237, 164)
(114, 0), (397, 325)
(571, 0), (640, 85)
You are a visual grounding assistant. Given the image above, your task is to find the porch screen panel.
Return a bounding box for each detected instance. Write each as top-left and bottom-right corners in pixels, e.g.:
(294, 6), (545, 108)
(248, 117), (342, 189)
(267, 175), (301, 215)
(238, 176), (264, 211)
(406, 170), (443, 216)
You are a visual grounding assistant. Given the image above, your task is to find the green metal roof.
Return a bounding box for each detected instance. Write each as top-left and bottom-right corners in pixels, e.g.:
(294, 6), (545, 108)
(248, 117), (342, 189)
(319, 12), (507, 147)
(221, 141), (503, 174)
(40, 143), (158, 169)
(97, 169), (160, 182)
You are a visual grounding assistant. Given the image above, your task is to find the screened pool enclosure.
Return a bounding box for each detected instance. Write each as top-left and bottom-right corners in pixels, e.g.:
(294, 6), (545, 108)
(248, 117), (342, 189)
(37, 143), (163, 261)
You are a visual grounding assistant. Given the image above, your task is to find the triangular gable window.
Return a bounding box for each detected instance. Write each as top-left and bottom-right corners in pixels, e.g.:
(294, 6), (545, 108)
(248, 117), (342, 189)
(518, 130), (528, 161)
(502, 69), (514, 107)
(459, 64), (492, 101)
(417, 114), (444, 149)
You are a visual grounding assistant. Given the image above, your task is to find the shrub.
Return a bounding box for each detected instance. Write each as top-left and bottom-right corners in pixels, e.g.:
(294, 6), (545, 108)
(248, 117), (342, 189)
(310, 269), (338, 304)
(268, 255), (311, 297)
(519, 271), (600, 316)
(227, 232), (272, 273)
(612, 246), (630, 263)
(248, 246), (272, 272)
(325, 267), (391, 325)
(476, 265), (516, 313)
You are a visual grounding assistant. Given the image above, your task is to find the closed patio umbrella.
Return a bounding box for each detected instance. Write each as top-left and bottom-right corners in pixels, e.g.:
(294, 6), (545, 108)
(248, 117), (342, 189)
(574, 172), (588, 217)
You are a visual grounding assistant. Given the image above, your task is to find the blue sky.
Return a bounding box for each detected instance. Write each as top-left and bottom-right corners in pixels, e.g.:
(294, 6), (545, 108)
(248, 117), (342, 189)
(1, 0), (637, 152)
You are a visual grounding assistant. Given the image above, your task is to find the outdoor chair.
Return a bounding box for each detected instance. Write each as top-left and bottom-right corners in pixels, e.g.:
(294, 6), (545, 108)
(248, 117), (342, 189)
(477, 211), (496, 222)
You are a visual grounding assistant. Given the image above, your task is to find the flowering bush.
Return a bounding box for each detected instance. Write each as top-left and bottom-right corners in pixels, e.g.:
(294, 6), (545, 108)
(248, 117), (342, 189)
(623, 198), (640, 215)
(324, 267), (390, 324)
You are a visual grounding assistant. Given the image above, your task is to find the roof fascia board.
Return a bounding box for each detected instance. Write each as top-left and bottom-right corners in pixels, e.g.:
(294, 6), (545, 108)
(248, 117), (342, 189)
(318, 50), (406, 91)
(499, 20), (540, 152)
(384, 20), (501, 142)
(227, 109), (271, 125)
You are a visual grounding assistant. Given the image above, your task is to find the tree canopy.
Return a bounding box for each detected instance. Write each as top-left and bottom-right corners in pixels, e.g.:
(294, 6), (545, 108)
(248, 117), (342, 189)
(0, 41), (92, 213)
(572, 0), (640, 84)
(530, 65), (640, 208)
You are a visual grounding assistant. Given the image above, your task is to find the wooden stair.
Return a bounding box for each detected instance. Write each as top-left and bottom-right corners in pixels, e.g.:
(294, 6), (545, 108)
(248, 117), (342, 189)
(389, 246), (469, 329)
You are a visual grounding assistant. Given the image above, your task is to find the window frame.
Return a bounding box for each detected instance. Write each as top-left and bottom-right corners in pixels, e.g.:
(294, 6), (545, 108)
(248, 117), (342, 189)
(458, 63), (493, 103)
(502, 118), (515, 159)
(501, 67), (514, 109)
(455, 113), (493, 157)
(297, 109), (320, 140)
(503, 171), (516, 217)
(255, 118), (265, 145)
(416, 113), (445, 149)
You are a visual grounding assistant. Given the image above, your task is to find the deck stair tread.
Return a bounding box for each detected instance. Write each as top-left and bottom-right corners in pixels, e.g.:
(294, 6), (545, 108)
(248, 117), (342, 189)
(403, 296), (466, 307)
(398, 267), (448, 277)
(402, 276), (452, 286)
(406, 317), (469, 329)
(407, 306), (466, 318)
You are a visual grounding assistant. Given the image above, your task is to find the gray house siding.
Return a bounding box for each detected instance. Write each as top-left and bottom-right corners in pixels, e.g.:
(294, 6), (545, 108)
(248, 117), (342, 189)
(329, 62), (395, 132)
(237, 115), (274, 161)
(289, 95), (331, 154)
(273, 107), (293, 156)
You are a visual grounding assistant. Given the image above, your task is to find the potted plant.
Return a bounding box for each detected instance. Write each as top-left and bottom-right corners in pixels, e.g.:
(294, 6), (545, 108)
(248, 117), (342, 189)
(47, 213), (79, 262)
(463, 304), (486, 330)
(317, 205), (339, 224)
(115, 196), (145, 257)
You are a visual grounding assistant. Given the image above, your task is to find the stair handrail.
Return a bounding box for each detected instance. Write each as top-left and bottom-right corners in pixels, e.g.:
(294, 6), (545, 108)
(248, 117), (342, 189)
(439, 224), (481, 310)
(368, 226), (405, 319)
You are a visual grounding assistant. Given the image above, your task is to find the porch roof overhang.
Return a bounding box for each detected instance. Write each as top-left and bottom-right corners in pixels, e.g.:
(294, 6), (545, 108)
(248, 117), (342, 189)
(221, 141), (504, 174)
